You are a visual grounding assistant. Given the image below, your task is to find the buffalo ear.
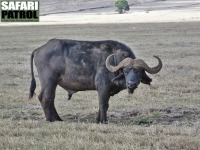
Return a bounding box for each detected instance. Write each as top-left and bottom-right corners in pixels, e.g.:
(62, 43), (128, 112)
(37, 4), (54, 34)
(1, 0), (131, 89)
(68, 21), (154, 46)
(111, 73), (124, 85)
(141, 70), (152, 85)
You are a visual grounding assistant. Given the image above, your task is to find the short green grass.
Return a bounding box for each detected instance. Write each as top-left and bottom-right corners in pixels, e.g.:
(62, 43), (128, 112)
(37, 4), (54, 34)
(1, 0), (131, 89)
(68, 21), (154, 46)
(0, 22), (200, 149)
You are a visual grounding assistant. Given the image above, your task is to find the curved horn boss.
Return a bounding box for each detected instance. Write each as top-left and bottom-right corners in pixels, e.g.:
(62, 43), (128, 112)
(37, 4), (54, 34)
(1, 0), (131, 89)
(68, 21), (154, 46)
(106, 54), (162, 74)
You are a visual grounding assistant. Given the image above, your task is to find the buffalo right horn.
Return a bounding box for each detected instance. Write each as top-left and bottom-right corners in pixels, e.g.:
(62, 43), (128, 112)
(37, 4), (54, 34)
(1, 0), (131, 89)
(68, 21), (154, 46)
(132, 56), (162, 74)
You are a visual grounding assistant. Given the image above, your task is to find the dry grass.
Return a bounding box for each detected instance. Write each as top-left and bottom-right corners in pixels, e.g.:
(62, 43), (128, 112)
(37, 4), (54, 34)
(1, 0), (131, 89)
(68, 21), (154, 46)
(0, 22), (200, 149)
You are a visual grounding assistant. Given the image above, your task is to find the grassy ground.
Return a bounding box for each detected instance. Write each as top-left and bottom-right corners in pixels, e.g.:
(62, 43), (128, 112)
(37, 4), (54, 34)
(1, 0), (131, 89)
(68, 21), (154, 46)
(0, 22), (200, 149)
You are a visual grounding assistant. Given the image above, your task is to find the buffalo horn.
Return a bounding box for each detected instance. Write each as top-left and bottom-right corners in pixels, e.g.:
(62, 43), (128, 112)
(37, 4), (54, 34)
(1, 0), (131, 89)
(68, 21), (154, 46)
(132, 56), (162, 74)
(106, 54), (162, 74)
(106, 54), (133, 72)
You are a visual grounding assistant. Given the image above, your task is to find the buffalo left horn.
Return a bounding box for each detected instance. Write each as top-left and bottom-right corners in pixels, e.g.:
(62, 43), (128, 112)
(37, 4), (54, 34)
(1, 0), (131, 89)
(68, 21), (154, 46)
(106, 54), (162, 74)
(106, 54), (134, 72)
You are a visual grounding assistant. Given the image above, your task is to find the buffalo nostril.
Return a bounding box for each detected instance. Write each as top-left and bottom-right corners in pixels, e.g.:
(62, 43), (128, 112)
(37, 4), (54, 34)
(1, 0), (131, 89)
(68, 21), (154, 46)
(127, 81), (137, 88)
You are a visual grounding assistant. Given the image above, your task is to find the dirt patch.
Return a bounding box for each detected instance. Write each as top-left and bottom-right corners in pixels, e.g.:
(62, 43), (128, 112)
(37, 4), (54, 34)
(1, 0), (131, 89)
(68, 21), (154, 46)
(3, 104), (198, 126)
(63, 108), (200, 126)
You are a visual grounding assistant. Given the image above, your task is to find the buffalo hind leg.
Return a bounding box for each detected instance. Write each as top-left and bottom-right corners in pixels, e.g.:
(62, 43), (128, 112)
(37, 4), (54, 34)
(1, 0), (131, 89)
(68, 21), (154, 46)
(38, 83), (62, 122)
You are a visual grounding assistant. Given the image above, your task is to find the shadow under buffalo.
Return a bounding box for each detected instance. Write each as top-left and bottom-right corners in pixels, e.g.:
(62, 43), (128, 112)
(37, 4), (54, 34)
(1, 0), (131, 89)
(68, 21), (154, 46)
(62, 107), (200, 126)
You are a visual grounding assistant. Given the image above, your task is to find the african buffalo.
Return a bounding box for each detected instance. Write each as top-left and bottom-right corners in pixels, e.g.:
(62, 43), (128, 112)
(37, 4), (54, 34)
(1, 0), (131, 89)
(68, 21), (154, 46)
(29, 39), (162, 123)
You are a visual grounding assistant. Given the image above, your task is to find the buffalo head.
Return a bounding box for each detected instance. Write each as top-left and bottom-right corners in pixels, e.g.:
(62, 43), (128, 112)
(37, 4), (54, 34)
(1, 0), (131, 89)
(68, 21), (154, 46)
(106, 54), (162, 94)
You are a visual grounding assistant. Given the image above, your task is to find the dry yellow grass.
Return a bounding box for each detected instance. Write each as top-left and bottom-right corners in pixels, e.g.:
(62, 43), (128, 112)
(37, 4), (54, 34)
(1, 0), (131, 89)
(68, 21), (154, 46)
(0, 22), (200, 149)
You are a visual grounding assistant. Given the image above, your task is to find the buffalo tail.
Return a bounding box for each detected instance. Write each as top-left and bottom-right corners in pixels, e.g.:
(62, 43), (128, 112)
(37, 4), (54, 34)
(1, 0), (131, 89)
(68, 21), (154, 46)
(29, 51), (36, 100)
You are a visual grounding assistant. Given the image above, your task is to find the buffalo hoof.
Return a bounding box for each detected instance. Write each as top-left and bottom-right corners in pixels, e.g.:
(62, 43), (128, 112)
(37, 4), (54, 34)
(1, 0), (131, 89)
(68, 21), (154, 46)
(102, 121), (108, 124)
(46, 117), (63, 122)
(96, 120), (108, 124)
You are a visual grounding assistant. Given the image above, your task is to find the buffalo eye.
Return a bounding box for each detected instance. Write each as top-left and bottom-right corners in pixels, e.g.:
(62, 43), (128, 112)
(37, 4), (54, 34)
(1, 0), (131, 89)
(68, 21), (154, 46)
(123, 67), (131, 75)
(137, 70), (142, 75)
(124, 70), (128, 75)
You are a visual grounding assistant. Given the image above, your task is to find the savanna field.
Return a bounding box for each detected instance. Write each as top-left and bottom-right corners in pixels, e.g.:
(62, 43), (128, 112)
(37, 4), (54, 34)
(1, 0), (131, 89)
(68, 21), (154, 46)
(0, 22), (200, 149)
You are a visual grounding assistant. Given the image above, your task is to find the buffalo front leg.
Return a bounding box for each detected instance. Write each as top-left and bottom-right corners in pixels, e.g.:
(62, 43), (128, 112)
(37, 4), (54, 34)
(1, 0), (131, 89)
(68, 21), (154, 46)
(38, 84), (62, 122)
(96, 90), (110, 124)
